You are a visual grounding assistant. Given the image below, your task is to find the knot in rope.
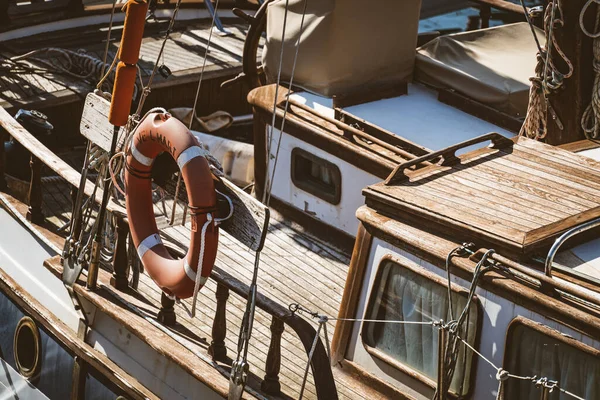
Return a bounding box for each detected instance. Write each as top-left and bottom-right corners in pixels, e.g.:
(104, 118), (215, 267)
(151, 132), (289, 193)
(496, 369), (510, 382)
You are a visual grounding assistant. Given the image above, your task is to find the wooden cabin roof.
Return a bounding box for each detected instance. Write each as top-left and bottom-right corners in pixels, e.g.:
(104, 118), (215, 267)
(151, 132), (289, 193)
(363, 136), (600, 257)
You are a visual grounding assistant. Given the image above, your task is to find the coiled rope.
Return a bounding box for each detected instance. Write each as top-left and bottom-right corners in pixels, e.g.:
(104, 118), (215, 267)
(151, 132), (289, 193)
(520, 0), (573, 140)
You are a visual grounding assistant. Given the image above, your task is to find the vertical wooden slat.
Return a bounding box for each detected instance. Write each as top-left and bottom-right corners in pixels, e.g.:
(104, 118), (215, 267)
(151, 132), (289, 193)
(26, 154), (43, 223)
(208, 282), (229, 361)
(157, 292), (177, 326)
(479, 4), (491, 29)
(110, 218), (130, 291)
(261, 316), (285, 395)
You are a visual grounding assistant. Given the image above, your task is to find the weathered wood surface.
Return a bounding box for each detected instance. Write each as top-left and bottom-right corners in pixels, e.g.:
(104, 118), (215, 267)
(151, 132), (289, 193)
(365, 136), (600, 256)
(80, 92), (126, 153)
(0, 106), (127, 218)
(0, 264), (160, 400)
(31, 171), (360, 398)
(0, 22), (251, 110)
(217, 177), (270, 252)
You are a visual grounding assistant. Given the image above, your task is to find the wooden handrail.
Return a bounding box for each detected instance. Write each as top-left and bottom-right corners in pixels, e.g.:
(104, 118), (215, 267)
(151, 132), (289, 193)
(471, 0), (526, 15)
(209, 266), (339, 399)
(0, 107), (126, 218)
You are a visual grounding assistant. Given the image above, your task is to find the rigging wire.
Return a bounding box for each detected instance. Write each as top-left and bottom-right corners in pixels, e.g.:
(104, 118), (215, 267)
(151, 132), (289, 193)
(264, 0), (309, 207)
(262, 0), (290, 204)
(170, 0), (222, 226)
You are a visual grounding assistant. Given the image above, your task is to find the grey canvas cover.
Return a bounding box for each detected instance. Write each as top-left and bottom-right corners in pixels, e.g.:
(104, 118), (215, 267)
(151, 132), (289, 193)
(415, 22), (544, 118)
(262, 0), (422, 98)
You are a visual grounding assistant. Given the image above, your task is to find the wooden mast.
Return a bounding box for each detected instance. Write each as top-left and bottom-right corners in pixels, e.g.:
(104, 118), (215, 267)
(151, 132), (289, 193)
(545, 0), (595, 145)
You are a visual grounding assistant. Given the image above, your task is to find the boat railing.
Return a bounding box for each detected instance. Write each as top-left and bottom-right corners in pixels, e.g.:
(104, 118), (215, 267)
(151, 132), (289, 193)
(0, 106), (338, 399)
(544, 217), (600, 277)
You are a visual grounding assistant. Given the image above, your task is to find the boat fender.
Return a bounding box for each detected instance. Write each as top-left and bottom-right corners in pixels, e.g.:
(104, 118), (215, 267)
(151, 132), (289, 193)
(109, 62), (137, 126)
(117, 0), (148, 65)
(125, 112), (219, 315)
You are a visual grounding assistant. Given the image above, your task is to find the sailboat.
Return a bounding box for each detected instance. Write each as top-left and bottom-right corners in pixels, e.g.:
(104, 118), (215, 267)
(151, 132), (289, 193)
(1, 0), (600, 399)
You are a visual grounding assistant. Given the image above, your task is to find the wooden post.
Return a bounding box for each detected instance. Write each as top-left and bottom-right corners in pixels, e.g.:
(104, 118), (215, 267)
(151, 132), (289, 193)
(208, 283), (229, 361)
(26, 154), (43, 224)
(157, 293), (176, 326)
(479, 4), (491, 29)
(545, 0), (595, 145)
(110, 218), (130, 291)
(261, 316), (285, 395)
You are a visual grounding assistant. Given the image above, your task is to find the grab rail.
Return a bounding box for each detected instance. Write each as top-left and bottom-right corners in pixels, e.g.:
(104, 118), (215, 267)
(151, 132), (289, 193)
(385, 132), (514, 185)
(545, 217), (600, 277)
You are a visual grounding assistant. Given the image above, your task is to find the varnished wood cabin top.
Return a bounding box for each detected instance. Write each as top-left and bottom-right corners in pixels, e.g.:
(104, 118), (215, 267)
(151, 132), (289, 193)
(364, 136), (600, 256)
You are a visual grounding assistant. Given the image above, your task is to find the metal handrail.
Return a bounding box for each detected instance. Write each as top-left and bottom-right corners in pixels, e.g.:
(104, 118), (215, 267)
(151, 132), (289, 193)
(545, 217), (600, 277)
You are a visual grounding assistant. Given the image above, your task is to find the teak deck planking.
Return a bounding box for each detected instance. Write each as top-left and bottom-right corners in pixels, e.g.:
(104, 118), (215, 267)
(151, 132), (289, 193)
(364, 137), (600, 256)
(33, 176), (373, 399)
(0, 21), (251, 111)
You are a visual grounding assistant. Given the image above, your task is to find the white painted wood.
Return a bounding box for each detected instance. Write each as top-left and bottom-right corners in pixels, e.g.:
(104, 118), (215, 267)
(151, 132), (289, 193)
(0, 207), (80, 332)
(291, 83), (514, 154)
(267, 127), (380, 236)
(80, 92), (126, 153)
(87, 311), (224, 400)
(347, 237), (600, 400)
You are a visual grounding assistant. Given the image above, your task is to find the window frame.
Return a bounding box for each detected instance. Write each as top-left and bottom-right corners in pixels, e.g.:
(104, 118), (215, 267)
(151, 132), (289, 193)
(502, 316), (600, 398)
(360, 254), (483, 399)
(290, 147), (342, 205)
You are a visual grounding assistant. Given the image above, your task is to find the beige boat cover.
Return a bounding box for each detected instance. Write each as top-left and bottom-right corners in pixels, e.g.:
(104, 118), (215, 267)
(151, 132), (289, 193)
(415, 22), (545, 118)
(262, 0), (422, 98)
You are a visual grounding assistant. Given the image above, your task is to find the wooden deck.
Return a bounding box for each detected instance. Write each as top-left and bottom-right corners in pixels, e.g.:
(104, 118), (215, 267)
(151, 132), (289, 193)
(31, 172), (385, 399)
(0, 17), (251, 112)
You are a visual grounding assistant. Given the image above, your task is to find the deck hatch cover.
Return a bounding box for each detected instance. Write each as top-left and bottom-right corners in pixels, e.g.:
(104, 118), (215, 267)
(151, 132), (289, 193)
(363, 137), (600, 256)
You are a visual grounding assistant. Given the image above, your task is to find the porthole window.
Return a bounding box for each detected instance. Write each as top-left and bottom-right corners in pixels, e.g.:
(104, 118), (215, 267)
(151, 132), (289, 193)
(291, 148), (342, 205)
(14, 316), (42, 380)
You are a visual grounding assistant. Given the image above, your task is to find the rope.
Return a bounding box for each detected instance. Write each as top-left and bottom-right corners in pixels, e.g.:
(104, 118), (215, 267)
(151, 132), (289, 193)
(581, 0), (600, 139)
(262, 0), (291, 204)
(189, 212), (214, 318)
(171, 0), (221, 226)
(100, 0), (119, 77)
(520, 0), (573, 139)
(434, 249), (496, 400)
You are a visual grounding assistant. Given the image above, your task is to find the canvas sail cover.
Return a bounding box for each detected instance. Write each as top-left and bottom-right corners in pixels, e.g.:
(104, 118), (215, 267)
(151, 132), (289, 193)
(262, 0), (422, 98)
(415, 23), (544, 118)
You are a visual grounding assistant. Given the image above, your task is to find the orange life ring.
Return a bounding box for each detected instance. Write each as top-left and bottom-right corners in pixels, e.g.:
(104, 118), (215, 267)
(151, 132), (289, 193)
(125, 112), (219, 305)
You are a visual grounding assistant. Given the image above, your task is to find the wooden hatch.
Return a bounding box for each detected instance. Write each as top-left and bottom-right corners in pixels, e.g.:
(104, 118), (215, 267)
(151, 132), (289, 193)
(363, 134), (600, 257)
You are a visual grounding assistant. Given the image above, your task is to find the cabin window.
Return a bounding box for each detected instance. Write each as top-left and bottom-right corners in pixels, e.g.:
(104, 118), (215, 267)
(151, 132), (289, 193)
(362, 256), (480, 397)
(291, 148), (341, 205)
(503, 317), (600, 400)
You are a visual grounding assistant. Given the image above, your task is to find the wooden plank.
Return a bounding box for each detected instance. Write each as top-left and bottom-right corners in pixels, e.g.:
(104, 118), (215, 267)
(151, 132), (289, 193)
(456, 160), (592, 213)
(0, 107), (127, 218)
(217, 178), (270, 252)
(43, 257), (259, 400)
(366, 183), (526, 249)
(80, 92), (126, 153)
